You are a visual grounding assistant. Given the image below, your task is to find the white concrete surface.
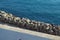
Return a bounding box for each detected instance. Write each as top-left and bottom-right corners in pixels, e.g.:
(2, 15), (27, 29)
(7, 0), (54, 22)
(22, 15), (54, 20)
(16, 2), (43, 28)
(0, 23), (60, 40)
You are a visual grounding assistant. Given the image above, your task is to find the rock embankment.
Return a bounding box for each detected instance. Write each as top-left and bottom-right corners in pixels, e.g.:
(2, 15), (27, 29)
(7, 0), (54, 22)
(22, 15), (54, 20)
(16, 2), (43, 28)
(0, 10), (60, 36)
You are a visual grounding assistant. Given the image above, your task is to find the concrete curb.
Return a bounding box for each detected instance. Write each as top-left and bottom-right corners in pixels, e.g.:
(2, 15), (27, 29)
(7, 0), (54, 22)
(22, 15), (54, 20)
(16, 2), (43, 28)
(0, 23), (60, 40)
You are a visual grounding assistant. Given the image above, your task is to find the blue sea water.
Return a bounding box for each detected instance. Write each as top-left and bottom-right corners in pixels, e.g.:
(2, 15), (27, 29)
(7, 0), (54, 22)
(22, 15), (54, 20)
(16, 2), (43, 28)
(0, 0), (60, 25)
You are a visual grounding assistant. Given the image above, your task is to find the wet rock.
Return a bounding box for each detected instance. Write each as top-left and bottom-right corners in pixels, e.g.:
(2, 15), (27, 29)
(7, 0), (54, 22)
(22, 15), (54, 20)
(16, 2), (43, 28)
(25, 22), (34, 30)
(0, 11), (6, 13)
(13, 17), (21, 23)
(0, 10), (60, 36)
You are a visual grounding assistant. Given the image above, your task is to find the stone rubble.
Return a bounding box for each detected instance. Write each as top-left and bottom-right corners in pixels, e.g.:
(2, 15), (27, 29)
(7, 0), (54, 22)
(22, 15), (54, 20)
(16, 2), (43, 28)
(0, 10), (60, 36)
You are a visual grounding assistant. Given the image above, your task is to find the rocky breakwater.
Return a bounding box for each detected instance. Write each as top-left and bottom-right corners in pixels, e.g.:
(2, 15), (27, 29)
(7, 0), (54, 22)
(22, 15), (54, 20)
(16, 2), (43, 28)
(0, 10), (60, 36)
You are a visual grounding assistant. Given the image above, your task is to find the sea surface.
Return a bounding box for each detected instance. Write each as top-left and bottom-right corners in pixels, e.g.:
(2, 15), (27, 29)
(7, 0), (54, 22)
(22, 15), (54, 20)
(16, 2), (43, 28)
(0, 0), (60, 25)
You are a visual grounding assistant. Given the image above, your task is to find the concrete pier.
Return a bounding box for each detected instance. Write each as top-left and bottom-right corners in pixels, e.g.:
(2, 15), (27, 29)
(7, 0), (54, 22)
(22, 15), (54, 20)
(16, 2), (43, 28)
(0, 23), (60, 40)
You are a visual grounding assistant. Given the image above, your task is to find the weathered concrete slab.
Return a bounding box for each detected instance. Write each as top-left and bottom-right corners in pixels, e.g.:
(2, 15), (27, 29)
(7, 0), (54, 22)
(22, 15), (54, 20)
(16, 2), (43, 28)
(0, 29), (51, 40)
(0, 23), (60, 40)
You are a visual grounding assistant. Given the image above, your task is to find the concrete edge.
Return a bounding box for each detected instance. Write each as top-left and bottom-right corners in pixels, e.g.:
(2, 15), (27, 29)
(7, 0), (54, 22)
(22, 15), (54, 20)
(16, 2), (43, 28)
(0, 24), (60, 40)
